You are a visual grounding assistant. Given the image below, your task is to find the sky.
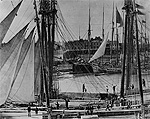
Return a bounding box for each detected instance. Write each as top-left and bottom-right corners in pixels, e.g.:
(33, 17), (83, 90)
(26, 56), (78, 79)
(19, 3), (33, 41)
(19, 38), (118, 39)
(0, 0), (150, 43)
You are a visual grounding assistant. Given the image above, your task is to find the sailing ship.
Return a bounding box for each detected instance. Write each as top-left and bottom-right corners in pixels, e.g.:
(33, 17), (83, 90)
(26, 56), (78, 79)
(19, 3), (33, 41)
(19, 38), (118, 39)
(71, 3), (122, 76)
(1, 0), (150, 119)
(71, 4), (94, 75)
(88, 3), (123, 75)
(96, 0), (150, 117)
(75, 0), (150, 118)
(0, 0), (59, 113)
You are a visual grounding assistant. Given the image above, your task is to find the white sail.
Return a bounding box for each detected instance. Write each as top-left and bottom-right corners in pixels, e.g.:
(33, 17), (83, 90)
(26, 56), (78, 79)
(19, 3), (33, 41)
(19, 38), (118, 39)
(11, 28), (35, 87)
(8, 37), (35, 103)
(0, 1), (22, 46)
(89, 32), (109, 62)
(0, 24), (28, 69)
(0, 35), (24, 105)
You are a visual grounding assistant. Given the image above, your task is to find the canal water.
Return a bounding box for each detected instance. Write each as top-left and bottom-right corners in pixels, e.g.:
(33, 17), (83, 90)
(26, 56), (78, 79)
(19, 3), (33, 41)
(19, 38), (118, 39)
(58, 73), (150, 94)
(1, 73), (150, 119)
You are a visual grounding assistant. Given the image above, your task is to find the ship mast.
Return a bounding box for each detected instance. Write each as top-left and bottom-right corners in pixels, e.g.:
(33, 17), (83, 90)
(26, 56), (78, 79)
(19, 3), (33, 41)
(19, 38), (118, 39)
(88, 2), (91, 61)
(120, 0), (144, 109)
(115, 8), (119, 65)
(110, 2), (114, 60)
(133, 0), (144, 105)
(34, 0), (45, 105)
(49, 0), (57, 99)
(101, 4), (104, 64)
(120, 0), (128, 99)
(34, 0), (57, 107)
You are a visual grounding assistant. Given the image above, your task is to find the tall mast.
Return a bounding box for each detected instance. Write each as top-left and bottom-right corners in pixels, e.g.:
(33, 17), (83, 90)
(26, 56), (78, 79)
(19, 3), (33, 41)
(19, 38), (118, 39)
(120, 0), (129, 98)
(126, 7), (133, 92)
(115, 7), (119, 64)
(143, 17), (147, 67)
(110, 2), (114, 60)
(40, 0), (50, 107)
(33, 0), (45, 105)
(88, 2), (91, 61)
(101, 4), (104, 64)
(133, 0), (144, 105)
(38, 0), (57, 107)
(49, 0), (57, 99)
(79, 26), (81, 40)
(102, 5), (104, 43)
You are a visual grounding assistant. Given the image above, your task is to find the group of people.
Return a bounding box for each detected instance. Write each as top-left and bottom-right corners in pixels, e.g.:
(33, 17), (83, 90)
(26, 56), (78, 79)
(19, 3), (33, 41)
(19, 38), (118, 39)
(27, 105), (39, 117)
(106, 85), (117, 94)
(86, 104), (94, 114)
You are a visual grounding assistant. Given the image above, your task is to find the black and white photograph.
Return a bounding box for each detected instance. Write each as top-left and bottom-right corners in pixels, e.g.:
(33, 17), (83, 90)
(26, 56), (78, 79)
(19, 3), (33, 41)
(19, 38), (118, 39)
(0, 0), (150, 118)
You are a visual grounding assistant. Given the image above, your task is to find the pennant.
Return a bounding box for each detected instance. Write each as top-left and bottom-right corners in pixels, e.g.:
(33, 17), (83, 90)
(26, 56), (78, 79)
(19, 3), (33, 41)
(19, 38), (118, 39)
(142, 20), (146, 23)
(137, 10), (145, 15)
(135, 3), (144, 9)
(116, 7), (123, 27)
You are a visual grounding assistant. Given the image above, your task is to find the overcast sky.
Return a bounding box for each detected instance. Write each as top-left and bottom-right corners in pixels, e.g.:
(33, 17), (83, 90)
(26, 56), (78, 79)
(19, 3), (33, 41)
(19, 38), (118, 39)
(0, 0), (150, 42)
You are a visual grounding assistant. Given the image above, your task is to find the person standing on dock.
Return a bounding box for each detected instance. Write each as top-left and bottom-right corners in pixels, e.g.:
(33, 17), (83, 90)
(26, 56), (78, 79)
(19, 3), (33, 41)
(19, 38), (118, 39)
(56, 101), (60, 109)
(105, 100), (110, 111)
(82, 83), (87, 92)
(35, 106), (38, 114)
(65, 98), (70, 109)
(143, 79), (146, 87)
(106, 86), (109, 93)
(27, 105), (31, 117)
(113, 85), (117, 94)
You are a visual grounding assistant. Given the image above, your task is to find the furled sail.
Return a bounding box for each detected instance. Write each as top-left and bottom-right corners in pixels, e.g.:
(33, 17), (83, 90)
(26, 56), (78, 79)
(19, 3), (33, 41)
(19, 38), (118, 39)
(34, 40), (41, 96)
(0, 24), (29, 70)
(89, 32), (109, 62)
(8, 34), (35, 103)
(0, 1), (22, 46)
(0, 31), (25, 106)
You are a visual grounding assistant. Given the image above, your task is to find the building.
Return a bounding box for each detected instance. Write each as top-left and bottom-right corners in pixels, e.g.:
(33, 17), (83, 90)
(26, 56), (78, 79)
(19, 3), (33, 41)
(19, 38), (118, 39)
(63, 36), (122, 63)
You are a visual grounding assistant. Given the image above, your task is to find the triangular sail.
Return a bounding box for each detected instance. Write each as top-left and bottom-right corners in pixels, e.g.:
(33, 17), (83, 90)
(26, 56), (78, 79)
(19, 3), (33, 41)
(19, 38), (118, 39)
(10, 27), (35, 87)
(89, 32), (109, 62)
(8, 38), (35, 103)
(116, 7), (123, 27)
(0, 24), (28, 69)
(0, 1), (23, 46)
(0, 35), (24, 106)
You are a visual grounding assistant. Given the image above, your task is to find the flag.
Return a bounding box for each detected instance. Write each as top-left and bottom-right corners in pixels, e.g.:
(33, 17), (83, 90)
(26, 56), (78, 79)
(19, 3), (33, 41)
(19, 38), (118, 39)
(135, 3), (144, 9)
(137, 10), (145, 15)
(116, 7), (123, 27)
(142, 20), (146, 23)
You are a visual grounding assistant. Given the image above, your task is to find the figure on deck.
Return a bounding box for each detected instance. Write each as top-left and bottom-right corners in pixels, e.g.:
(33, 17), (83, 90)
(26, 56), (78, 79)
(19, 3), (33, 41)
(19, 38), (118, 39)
(82, 83), (87, 92)
(143, 79), (146, 87)
(27, 105), (31, 117)
(35, 106), (38, 114)
(105, 101), (110, 111)
(106, 86), (109, 93)
(65, 98), (70, 109)
(113, 85), (117, 94)
(56, 101), (60, 109)
(90, 105), (94, 114)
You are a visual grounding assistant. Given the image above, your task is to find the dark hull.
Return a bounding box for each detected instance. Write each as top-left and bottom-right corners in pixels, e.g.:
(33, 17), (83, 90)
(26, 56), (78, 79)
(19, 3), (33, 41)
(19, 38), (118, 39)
(72, 63), (94, 74)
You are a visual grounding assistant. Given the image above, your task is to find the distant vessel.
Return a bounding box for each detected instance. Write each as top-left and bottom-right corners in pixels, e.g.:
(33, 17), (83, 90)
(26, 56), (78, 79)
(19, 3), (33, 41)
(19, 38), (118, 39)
(88, 4), (122, 75)
(71, 3), (94, 75)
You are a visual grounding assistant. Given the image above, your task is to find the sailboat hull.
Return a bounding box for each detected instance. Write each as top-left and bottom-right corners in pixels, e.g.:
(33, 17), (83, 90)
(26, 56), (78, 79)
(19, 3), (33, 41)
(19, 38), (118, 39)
(72, 63), (93, 74)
